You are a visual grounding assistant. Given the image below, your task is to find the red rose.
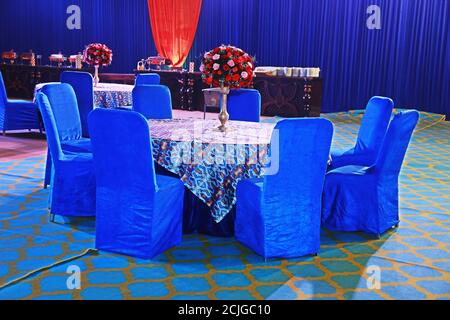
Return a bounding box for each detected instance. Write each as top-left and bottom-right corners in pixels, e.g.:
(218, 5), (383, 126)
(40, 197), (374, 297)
(232, 67), (238, 73)
(232, 74), (240, 81)
(225, 74), (232, 82)
(223, 65), (230, 71)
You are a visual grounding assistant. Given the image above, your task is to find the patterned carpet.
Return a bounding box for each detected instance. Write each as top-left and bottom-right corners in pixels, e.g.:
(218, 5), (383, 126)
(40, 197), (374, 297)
(0, 111), (449, 300)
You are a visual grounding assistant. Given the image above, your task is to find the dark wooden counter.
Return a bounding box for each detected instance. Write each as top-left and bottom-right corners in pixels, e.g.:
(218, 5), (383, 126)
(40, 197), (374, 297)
(0, 64), (323, 117)
(136, 70), (323, 117)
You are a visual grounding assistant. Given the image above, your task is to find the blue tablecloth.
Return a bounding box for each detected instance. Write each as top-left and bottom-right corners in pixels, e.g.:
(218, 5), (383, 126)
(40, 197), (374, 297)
(34, 82), (133, 109)
(149, 119), (276, 224)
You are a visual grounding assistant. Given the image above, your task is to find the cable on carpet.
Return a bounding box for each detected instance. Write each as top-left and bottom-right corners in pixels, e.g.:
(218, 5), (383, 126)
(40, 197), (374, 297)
(0, 248), (99, 291)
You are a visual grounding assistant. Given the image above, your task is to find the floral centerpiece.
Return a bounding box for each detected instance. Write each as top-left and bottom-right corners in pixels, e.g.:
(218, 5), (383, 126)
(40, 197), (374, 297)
(201, 45), (254, 131)
(83, 43), (113, 86)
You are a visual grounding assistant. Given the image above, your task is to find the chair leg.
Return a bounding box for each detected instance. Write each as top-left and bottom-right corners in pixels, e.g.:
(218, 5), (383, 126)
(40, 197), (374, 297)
(44, 149), (52, 189)
(49, 213), (55, 223)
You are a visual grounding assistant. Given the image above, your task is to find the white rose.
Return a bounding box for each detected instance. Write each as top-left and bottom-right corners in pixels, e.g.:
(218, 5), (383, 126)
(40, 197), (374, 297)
(213, 54), (220, 60)
(213, 63), (220, 70)
(241, 71), (249, 79)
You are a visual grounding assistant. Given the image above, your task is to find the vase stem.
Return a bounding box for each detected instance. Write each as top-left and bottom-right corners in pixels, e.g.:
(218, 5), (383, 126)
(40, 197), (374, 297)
(94, 65), (100, 87)
(218, 86), (230, 132)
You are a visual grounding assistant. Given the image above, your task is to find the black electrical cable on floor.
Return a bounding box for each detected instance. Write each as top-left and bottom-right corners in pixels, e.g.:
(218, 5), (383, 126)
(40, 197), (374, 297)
(0, 248), (99, 291)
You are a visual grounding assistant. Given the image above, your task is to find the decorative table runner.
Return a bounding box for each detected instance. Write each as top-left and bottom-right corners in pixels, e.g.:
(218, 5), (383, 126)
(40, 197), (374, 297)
(34, 82), (133, 109)
(149, 119), (276, 222)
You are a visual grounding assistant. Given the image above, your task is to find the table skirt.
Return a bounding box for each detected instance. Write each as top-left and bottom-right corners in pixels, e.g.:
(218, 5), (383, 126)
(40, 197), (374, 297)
(155, 164), (235, 237)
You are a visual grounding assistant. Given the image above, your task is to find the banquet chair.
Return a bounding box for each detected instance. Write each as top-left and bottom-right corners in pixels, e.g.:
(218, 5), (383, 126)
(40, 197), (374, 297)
(228, 89), (261, 122)
(235, 118), (333, 258)
(88, 108), (185, 259)
(329, 96), (394, 170)
(0, 71), (41, 135)
(135, 73), (161, 86)
(41, 84), (92, 189)
(61, 71), (94, 138)
(132, 85), (173, 120)
(322, 111), (419, 236)
(36, 92), (96, 221)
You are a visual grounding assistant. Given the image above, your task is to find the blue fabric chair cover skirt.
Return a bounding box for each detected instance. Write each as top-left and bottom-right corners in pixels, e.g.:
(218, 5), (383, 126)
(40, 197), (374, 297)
(135, 73), (161, 86)
(329, 96), (394, 170)
(322, 111), (420, 235)
(61, 71), (95, 138)
(88, 108), (184, 259)
(227, 89), (261, 122)
(132, 85), (173, 120)
(36, 91), (95, 218)
(0, 71), (41, 133)
(235, 118), (334, 258)
(40, 83), (92, 188)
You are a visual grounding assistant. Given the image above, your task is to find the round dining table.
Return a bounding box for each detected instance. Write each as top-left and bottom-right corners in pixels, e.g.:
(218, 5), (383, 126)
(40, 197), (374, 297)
(148, 118), (277, 236)
(34, 82), (133, 109)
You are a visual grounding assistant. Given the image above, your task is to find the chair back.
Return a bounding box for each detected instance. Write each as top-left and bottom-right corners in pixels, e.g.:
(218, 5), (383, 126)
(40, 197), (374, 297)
(132, 85), (173, 120)
(135, 73), (161, 86)
(227, 89), (261, 122)
(0, 71), (7, 106)
(88, 109), (159, 251)
(35, 92), (64, 162)
(40, 83), (83, 141)
(355, 96), (394, 152)
(0, 72), (7, 128)
(88, 108), (158, 198)
(375, 110), (419, 176)
(264, 118), (333, 216)
(61, 71), (94, 138)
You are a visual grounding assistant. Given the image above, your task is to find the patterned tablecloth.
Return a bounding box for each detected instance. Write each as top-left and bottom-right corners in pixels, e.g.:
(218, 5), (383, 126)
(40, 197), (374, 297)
(34, 82), (133, 109)
(149, 119), (276, 223)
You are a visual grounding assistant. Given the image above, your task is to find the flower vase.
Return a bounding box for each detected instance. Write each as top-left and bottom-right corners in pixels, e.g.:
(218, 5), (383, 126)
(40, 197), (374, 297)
(218, 85), (231, 132)
(94, 65), (100, 87)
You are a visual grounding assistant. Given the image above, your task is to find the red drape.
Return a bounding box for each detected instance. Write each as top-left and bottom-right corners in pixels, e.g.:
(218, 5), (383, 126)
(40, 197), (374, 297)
(147, 0), (202, 68)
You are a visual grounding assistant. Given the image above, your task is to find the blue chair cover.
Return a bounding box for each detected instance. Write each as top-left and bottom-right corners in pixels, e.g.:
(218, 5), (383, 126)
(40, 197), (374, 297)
(61, 71), (94, 138)
(41, 84), (91, 188)
(322, 111), (420, 235)
(235, 118), (334, 258)
(36, 92), (95, 218)
(227, 89), (261, 122)
(329, 96), (394, 169)
(88, 108), (185, 259)
(135, 73), (161, 86)
(132, 85), (173, 120)
(0, 71), (41, 132)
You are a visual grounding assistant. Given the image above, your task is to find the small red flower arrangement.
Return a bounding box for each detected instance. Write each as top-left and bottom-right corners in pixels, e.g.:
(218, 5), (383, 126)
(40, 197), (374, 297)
(83, 43), (113, 66)
(201, 45), (254, 89)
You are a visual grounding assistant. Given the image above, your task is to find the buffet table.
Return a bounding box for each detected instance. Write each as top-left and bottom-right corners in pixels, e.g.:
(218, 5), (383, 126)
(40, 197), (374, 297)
(136, 70), (323, 117)
(0, 64), (323, 117)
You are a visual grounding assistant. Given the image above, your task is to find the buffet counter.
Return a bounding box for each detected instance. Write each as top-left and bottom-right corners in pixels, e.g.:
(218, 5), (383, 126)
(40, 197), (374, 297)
(0, 65), (323, 117)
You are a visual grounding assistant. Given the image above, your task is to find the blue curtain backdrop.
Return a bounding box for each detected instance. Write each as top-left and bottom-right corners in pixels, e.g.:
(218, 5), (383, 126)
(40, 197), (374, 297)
(0, 0), (449, 116)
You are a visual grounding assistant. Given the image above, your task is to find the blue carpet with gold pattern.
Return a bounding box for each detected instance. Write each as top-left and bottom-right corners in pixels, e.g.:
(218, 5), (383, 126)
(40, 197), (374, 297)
(0, 111), (449, 300)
